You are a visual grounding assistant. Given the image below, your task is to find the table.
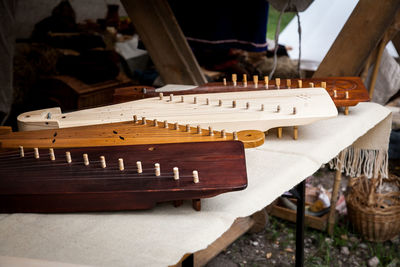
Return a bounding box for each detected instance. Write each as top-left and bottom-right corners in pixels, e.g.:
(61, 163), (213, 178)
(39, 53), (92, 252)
(0, 102), (391, 267)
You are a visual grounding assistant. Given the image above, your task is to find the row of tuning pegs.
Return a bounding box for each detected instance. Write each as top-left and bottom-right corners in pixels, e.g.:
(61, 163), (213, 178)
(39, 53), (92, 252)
(18, 146), (200, 183)
(223, 74), (327, 89)
(157, 95), (299, 115)
(132, 115), (240, 140)
(225, 74), (351, 115)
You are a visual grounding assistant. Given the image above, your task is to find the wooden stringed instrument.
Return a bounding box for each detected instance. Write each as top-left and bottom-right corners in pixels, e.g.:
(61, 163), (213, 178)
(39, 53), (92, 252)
(0, 120), (265, 149)
(0, 141), (247, 212)
(17, 87), (338, 141)
(113, 76), (370, 114)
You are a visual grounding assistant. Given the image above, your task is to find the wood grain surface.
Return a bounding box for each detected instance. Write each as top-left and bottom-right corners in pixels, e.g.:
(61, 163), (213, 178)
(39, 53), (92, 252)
(113, 77), (369, 107)
(0, 121), (265, 149)
(0, 141), (247, 212)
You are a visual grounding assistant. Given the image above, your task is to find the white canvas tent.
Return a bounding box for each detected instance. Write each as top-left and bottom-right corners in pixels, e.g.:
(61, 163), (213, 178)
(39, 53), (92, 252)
(279, 0), (399, 71)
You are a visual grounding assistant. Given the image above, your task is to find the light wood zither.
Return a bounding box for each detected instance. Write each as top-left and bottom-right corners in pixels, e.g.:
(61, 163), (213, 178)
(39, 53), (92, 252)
(17, 88), (338, 141)
(0, 142), (247, 212)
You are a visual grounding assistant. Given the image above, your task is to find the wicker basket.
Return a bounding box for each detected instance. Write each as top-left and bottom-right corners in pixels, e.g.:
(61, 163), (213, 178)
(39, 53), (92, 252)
(346, 175), (400, 242)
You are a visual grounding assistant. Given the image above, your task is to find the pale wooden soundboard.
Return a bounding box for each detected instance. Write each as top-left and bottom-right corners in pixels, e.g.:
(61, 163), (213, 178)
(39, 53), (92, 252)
(18, 88), (338, 133)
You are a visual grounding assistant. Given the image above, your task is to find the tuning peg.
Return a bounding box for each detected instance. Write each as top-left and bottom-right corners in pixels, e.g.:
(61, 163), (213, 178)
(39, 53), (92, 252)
(345, 91), (349, 99)
(232, 100), (236, 108)
(193, 170), (199, 183)
(175, 122), (179, 130)
(136, 161), (143, 173)
(275, 78), (281, 89)
(264, 76), (269, 89)
(321, 82), (327, 89)
(169, 94), (174, 101)
(309, 82), (314, 88)
(261, 104), (264, 111)
(173, 167), (179, 180)
(83, 153), (89, 166)
(221, 129), (226, 138)
(208, 126), (214, 136)
(232, 74), (237, 86)
(197, 125), (202, 134)
(333, 90), (337, 98)
(34, 148), (39, 159)
(180, 96), (184, 102)
(298, 80), (302, 88)
(293, 107), (297, 115)
(277, 128), (283, 138)
(243, 74), (247, 87)
(159, 93), (163, 100)
(155, 163), (161, 176)
(233, 131), (238, 140)
(19, 146), (24, 157)
(253, 75), (259, 88)
(66, 151), (72, 163)
(164, 120), (168, 128)
(186, 124), (191, 132)
(133, 115), (138, 123)
(100, 156), (106, 168)
(223, 78), (227, 86)
(206, 98), (210, 105)
(286, 79), (291, 88)
(293, 126), (298, 140)
(246, 102), (250, 109)
(344, 107), (349, 115)
(142, 117), (147, 125)
(193, 97), (197, 104)
(118, 158), (124, 171)
(49, 148), (55, 161)
(219, 99), (222, 106)
(277, 105), (281, 113)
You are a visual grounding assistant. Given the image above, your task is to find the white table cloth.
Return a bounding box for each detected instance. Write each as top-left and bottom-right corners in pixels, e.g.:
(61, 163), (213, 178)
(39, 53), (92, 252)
(0, 102), (392, 267)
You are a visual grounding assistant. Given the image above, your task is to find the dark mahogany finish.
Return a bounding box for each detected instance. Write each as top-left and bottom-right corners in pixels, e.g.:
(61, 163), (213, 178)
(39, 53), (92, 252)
(0, 141), (247, 212)
(113, 77), (369, 107)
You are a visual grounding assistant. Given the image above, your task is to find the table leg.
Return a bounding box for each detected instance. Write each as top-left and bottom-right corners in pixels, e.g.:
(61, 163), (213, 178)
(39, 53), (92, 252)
(328, 151), (344, 235)
(295, 180), (305, 267)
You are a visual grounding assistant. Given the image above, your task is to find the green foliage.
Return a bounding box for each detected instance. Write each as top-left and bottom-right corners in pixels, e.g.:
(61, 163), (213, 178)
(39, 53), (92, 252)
(267, 7), (296, 40)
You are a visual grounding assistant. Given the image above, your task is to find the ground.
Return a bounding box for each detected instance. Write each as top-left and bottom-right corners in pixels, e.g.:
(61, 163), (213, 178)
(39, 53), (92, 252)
(206, 167), (400, 267)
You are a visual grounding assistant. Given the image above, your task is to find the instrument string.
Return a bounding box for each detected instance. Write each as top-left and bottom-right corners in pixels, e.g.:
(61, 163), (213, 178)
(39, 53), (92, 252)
(3, 174), (195, 181)
(0, 158), (188, 171)
(0, 152), (199, 179)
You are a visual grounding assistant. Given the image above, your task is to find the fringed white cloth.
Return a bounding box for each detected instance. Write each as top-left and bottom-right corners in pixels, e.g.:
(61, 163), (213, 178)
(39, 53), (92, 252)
(329, 111), (392, 179)
(329, 148), (388, 178)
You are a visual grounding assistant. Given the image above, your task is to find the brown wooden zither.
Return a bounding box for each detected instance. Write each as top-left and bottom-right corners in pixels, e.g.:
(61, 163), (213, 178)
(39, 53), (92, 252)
(0, 121), (265, 149)
(0, 141), (247, 212)
(113, 76), (370, 110)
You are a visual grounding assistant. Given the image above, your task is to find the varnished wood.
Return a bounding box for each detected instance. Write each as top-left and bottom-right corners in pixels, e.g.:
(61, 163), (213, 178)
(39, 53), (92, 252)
(0, 121), (264, 149)
(120, 0), (207, 85)
(113, 77), (369, 108)
(0, 126), (12, 135)
(313, 0), (400, 77)
(0, 141), (247, 213)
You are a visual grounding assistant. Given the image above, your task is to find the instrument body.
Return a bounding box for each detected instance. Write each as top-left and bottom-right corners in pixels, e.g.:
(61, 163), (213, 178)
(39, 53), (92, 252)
(17, 88), (338, 132)
(0, 141), (247, 212)
(0, 121), (265, 149)
(113, 77), (370, 107)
